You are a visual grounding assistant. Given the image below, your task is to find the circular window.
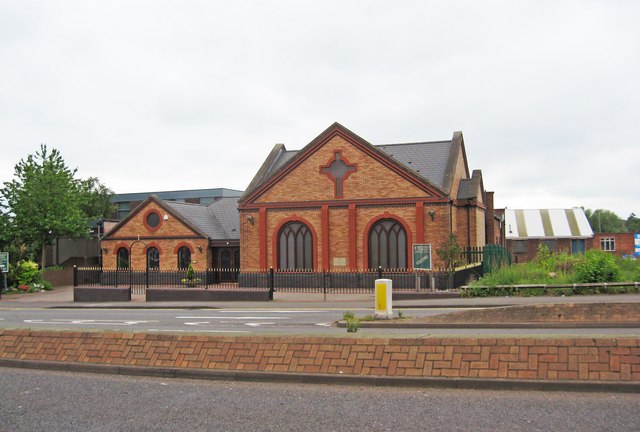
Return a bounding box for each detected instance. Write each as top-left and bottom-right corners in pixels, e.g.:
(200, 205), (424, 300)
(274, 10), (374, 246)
(146, 212), (161, 229)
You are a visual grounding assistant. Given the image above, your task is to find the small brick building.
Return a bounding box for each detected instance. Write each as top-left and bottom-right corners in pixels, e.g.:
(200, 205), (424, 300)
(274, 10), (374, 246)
(238, 122), (492, 271)
(590, 232), (639, 258)
(101, 195), (239, 273)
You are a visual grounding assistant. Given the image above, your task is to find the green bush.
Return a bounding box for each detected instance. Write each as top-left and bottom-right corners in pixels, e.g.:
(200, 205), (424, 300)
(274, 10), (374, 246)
(573, 251), (620, 283)
(346, 318), (360, 333)
(617, 256), (640, 282)
(15, 260), (42, 286)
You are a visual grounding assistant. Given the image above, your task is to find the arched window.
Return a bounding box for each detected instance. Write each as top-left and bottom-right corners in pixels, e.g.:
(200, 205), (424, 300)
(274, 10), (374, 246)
(220, 249), (231, 268)
(177, 246), (191, 270)
(368, 219), (407, 269)
(116, 247), (129, 270)
(147, 247), (160, 270)
(278, 221), (313, 270)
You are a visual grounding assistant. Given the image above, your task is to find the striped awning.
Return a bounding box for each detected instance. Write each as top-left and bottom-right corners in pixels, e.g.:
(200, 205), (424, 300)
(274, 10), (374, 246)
(505, 208), (593, 239)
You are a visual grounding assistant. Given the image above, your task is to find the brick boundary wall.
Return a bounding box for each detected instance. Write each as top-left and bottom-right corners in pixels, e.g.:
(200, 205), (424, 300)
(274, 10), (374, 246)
(1, 330), (638, 382)
(422, 303), (640, 324)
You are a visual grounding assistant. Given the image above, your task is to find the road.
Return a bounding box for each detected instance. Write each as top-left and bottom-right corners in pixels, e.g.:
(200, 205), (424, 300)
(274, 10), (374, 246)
(1, 367), (638, 432)
(1, 306), (639, 336)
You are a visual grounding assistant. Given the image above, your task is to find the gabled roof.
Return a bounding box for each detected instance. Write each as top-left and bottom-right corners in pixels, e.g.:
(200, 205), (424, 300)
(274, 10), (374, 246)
(103, 195), (240, 241)
(240, 122), (471, 204)
(505, 208), (594, 240)
(165, 201), (225, 239)
(163, 198), (240, 241)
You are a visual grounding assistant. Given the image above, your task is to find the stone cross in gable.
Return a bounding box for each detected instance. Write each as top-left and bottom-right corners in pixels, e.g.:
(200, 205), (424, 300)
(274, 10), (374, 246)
(320, 150), (357, 198)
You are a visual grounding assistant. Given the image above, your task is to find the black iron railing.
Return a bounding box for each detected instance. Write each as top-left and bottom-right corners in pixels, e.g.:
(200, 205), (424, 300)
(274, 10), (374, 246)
(74, 265), (483, 293)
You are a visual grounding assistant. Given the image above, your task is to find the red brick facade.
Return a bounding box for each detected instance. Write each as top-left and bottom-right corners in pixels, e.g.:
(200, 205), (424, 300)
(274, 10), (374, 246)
(239, 124), (488, 271)
(590, 233), (637, 257)
(101, 198), (211, 271)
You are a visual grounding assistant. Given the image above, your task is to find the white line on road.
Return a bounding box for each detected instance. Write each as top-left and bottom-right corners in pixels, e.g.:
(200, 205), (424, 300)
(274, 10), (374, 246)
(23, 319), (159, 326)
(147, 329), (249, 333)
(175, 316), (290, 320)
(216, 310), (323, 313)
(245, 322), (275, 327)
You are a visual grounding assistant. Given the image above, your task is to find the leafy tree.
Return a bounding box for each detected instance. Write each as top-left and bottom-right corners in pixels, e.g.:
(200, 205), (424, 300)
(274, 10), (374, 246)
(79, 177), (116, 219)
(584, 208), (625, 233)
(626, 213), (640, 233)
(1, 145), (91, 266)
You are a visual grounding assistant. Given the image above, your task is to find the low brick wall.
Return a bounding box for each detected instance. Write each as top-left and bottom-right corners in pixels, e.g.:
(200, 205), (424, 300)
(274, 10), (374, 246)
(424, 302), (640, 323)
(145, 288), (270, 302)
(1, 330), (638, 382)
(74, 287), (131, 302)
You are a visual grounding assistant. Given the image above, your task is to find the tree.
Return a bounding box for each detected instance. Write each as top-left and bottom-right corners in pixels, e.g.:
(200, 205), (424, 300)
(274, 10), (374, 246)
(79, 177), (116, 219)
(584, 208), (625, 233)
(436, 234), (462, 272)
(626, 213), (640, 233)
(1, 145), (91, 266)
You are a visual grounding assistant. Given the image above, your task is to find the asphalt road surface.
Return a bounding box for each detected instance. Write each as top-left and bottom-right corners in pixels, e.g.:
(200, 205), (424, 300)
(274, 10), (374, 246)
(1, 367), (638, 432)
(1, 306), (639, 336)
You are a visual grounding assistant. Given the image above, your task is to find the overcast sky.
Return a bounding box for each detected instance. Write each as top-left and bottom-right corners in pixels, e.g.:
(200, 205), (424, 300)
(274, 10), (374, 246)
(1, 0), (638, 218)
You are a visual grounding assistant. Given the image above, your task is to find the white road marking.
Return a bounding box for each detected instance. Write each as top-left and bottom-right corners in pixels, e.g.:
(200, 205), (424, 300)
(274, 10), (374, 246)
(175, 316), (289, 320)
(217, 310), (323, 313)
(23, 319), (158, 326)
(184, 321), (211, 326)
(315, 322), (332, 327)
(244, 322), (275, 327)
(148, 329), (249, 333)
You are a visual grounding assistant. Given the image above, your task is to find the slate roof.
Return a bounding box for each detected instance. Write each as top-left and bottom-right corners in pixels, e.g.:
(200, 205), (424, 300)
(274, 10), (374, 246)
(376, 141), (453, 192)
(241, 124), (477, 204)
(505, 208), (594, 239)
(457, 170), (484, 200)
(207, 197), (240, 240)
(166, 197), (240, 241)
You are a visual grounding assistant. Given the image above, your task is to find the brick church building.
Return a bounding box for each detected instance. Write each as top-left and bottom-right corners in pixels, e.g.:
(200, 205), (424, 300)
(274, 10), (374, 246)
(99, 122), (493, 275)
(238, 122), (492, 271)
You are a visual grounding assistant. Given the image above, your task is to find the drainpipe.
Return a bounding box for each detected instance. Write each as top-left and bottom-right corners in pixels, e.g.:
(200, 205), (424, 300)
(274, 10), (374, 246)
(466, 199), (473, 263)
(449, 199), (454, 235)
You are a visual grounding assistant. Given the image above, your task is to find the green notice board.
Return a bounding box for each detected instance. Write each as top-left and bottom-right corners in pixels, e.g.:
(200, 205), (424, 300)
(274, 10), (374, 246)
(412, 244), (432, 270)
(0, 252), (8, 273)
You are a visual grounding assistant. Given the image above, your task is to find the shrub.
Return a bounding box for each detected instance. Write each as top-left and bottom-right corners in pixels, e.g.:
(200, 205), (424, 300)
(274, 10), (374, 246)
(15, 260), (42, 286)
(573, 251), (620, 283)
(346, 318), (360, 333)
(616, 256), (640, 282)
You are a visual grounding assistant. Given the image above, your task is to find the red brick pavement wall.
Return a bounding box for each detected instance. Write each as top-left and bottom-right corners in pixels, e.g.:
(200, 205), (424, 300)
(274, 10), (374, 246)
(1, 330), (638, 382)
(424, 303), (640, 323)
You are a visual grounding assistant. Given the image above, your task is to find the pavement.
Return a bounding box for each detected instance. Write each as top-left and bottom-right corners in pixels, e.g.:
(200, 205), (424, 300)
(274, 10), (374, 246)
(3, 284), (640, 311)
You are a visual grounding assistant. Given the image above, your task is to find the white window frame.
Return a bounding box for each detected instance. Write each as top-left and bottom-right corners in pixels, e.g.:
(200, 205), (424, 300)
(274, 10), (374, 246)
(600, 237), (615, 252)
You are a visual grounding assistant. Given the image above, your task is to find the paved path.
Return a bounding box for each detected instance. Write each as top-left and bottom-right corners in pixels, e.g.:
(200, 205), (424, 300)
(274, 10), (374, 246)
(3, 285), (639, 311)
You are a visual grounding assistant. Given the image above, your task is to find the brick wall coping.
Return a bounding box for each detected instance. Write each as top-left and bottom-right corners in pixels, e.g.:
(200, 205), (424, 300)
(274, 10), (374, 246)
(1, 330), (638, 387)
